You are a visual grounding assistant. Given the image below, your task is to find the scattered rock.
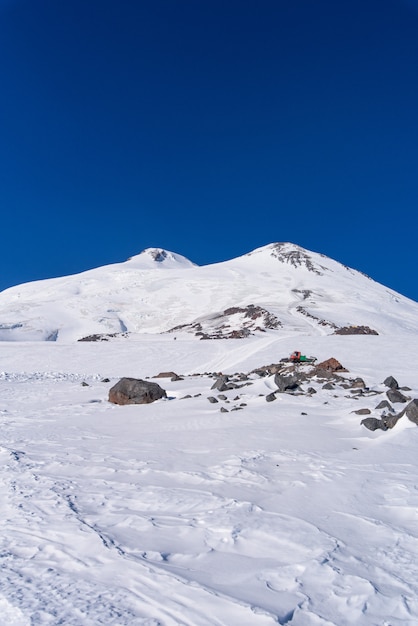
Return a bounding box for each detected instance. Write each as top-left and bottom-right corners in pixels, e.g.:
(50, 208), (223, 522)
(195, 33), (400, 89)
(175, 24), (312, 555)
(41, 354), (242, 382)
(361, 417), (387, 431)
(220, 406), (229, 413)
(353, 408), (371, 415)
(207, 396), (218, 403)
(101, 378), (110, 383)
(266, 393), (276, 402)
(382, 413), (402, 429)
(383, 376), (398, 389)
(211, 375), (236, 392)
(154, 371), (180, 379)
(314, 358), (347, 373)
(375, 399), (393, 411)
(78, 332), (128, 342)
(251, 363), (283, 377)
(386, 388), (409, 404)
(405, 399), (418, 425)
(274, 372), (301, 393)
(334, 325), (378, 335)
(351, 378), (366, 389)
(108, 378), (167, 405)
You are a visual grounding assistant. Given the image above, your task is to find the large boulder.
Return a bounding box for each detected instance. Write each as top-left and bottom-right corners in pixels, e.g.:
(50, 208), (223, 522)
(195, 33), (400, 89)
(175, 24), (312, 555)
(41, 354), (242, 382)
(274, 372), (301, 393)
(109, 378), (167, 405)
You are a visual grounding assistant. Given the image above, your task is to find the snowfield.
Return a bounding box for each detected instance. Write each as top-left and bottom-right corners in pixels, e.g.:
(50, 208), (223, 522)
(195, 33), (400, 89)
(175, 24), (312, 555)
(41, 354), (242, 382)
(1, 331), (418, 626)
(1, 244), (418, 625)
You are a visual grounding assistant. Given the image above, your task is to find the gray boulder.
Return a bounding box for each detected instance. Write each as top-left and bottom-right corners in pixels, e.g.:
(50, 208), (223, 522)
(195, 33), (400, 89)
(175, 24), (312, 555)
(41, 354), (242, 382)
(386, 388), (409, 404)
(274, 373), (300, 393)
(382, 413), (402, 429)
(375, 399), (393, 411)
(211, 375), (235, 392)
(351, 378), (367, 389)
(361, 417), (388, 431)
(109, 378), (167, 405)
(405, 399), (418, 425)
(383, 376), (399, 389)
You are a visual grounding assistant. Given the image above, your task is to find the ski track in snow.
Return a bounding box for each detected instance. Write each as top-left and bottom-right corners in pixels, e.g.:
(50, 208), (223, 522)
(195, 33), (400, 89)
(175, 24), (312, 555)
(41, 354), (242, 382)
(1, 336), (418, 625)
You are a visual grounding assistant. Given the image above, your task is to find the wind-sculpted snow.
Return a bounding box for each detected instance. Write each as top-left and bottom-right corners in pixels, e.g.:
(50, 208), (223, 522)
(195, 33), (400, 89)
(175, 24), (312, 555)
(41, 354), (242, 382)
(0, 371), (102, 383)
(0, 242), (417, 341)
(1, 333), (418, 624)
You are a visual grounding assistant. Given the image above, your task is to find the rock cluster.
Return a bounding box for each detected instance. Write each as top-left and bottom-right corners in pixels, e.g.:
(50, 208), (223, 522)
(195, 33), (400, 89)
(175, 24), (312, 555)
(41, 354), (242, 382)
(106, 358), (417, 434)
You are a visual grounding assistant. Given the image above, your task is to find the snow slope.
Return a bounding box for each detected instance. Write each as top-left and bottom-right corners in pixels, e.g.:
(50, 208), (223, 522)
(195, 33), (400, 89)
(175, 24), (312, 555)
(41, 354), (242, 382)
(0, 243), (417, 341)
(1, 243), (418, 624)
(1, 330), (418, 625)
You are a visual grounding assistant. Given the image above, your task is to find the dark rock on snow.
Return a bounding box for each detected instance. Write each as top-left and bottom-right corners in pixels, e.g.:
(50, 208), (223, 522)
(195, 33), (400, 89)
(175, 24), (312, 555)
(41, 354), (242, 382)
(274, 373), (300, 393)
(154, 371), (181, 380)
(375, 399), (393, 411)
(314, 358), (347, 373)
(382, 413), (402, 429)
(386, 388), (409, 404)
(405, 399), (418, 425)
(383, 376), (399, 389)
(211, 375), (236, 392)
(109, 378), (167, 405)
(361, 417), (388, 431)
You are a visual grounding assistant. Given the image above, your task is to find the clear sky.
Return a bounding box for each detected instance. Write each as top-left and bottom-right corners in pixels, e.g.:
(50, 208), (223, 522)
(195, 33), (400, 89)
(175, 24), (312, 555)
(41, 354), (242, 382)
(1, 0), (417, 301)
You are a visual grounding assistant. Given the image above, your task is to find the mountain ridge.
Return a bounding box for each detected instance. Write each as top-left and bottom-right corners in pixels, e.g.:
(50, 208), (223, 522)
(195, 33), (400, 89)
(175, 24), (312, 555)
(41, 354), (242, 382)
(0, 242), (417, 342)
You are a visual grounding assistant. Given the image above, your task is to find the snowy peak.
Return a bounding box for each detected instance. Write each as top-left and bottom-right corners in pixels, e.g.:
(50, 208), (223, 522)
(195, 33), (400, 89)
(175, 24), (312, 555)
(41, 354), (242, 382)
(1, 241), (418, 342)
(246, 242), (329, 275)
(126, 248), (197, 269)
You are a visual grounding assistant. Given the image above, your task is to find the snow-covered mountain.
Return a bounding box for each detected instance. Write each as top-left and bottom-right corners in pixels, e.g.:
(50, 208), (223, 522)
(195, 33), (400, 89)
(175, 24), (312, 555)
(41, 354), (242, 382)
(2, 244), (418, 625)
(1, 242), (417, 341)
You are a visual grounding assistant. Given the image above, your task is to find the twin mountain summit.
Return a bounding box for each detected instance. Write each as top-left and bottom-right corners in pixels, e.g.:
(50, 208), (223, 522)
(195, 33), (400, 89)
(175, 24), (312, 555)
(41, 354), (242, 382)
(1, 242), (417, 342)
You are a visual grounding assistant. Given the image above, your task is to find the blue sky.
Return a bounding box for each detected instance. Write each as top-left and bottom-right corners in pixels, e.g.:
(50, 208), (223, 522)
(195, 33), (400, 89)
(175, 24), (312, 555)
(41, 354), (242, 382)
(1, 0), (417, 301)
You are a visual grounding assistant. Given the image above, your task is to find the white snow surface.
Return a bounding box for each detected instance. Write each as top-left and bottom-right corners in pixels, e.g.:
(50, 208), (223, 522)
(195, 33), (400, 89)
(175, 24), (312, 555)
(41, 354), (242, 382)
(1, 331), (418, 625)
(1, 243), (418, 624)
(1, 243), (417, 341)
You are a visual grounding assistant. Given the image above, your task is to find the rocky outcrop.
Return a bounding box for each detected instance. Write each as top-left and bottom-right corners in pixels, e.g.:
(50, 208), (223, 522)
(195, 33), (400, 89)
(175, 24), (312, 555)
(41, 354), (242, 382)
(78, 332), (128, 342)
(334, 325), (378, 335)
(314, 358), (347, 373)
(109, 378), (166, 405)
(167, 304), (282, 339)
